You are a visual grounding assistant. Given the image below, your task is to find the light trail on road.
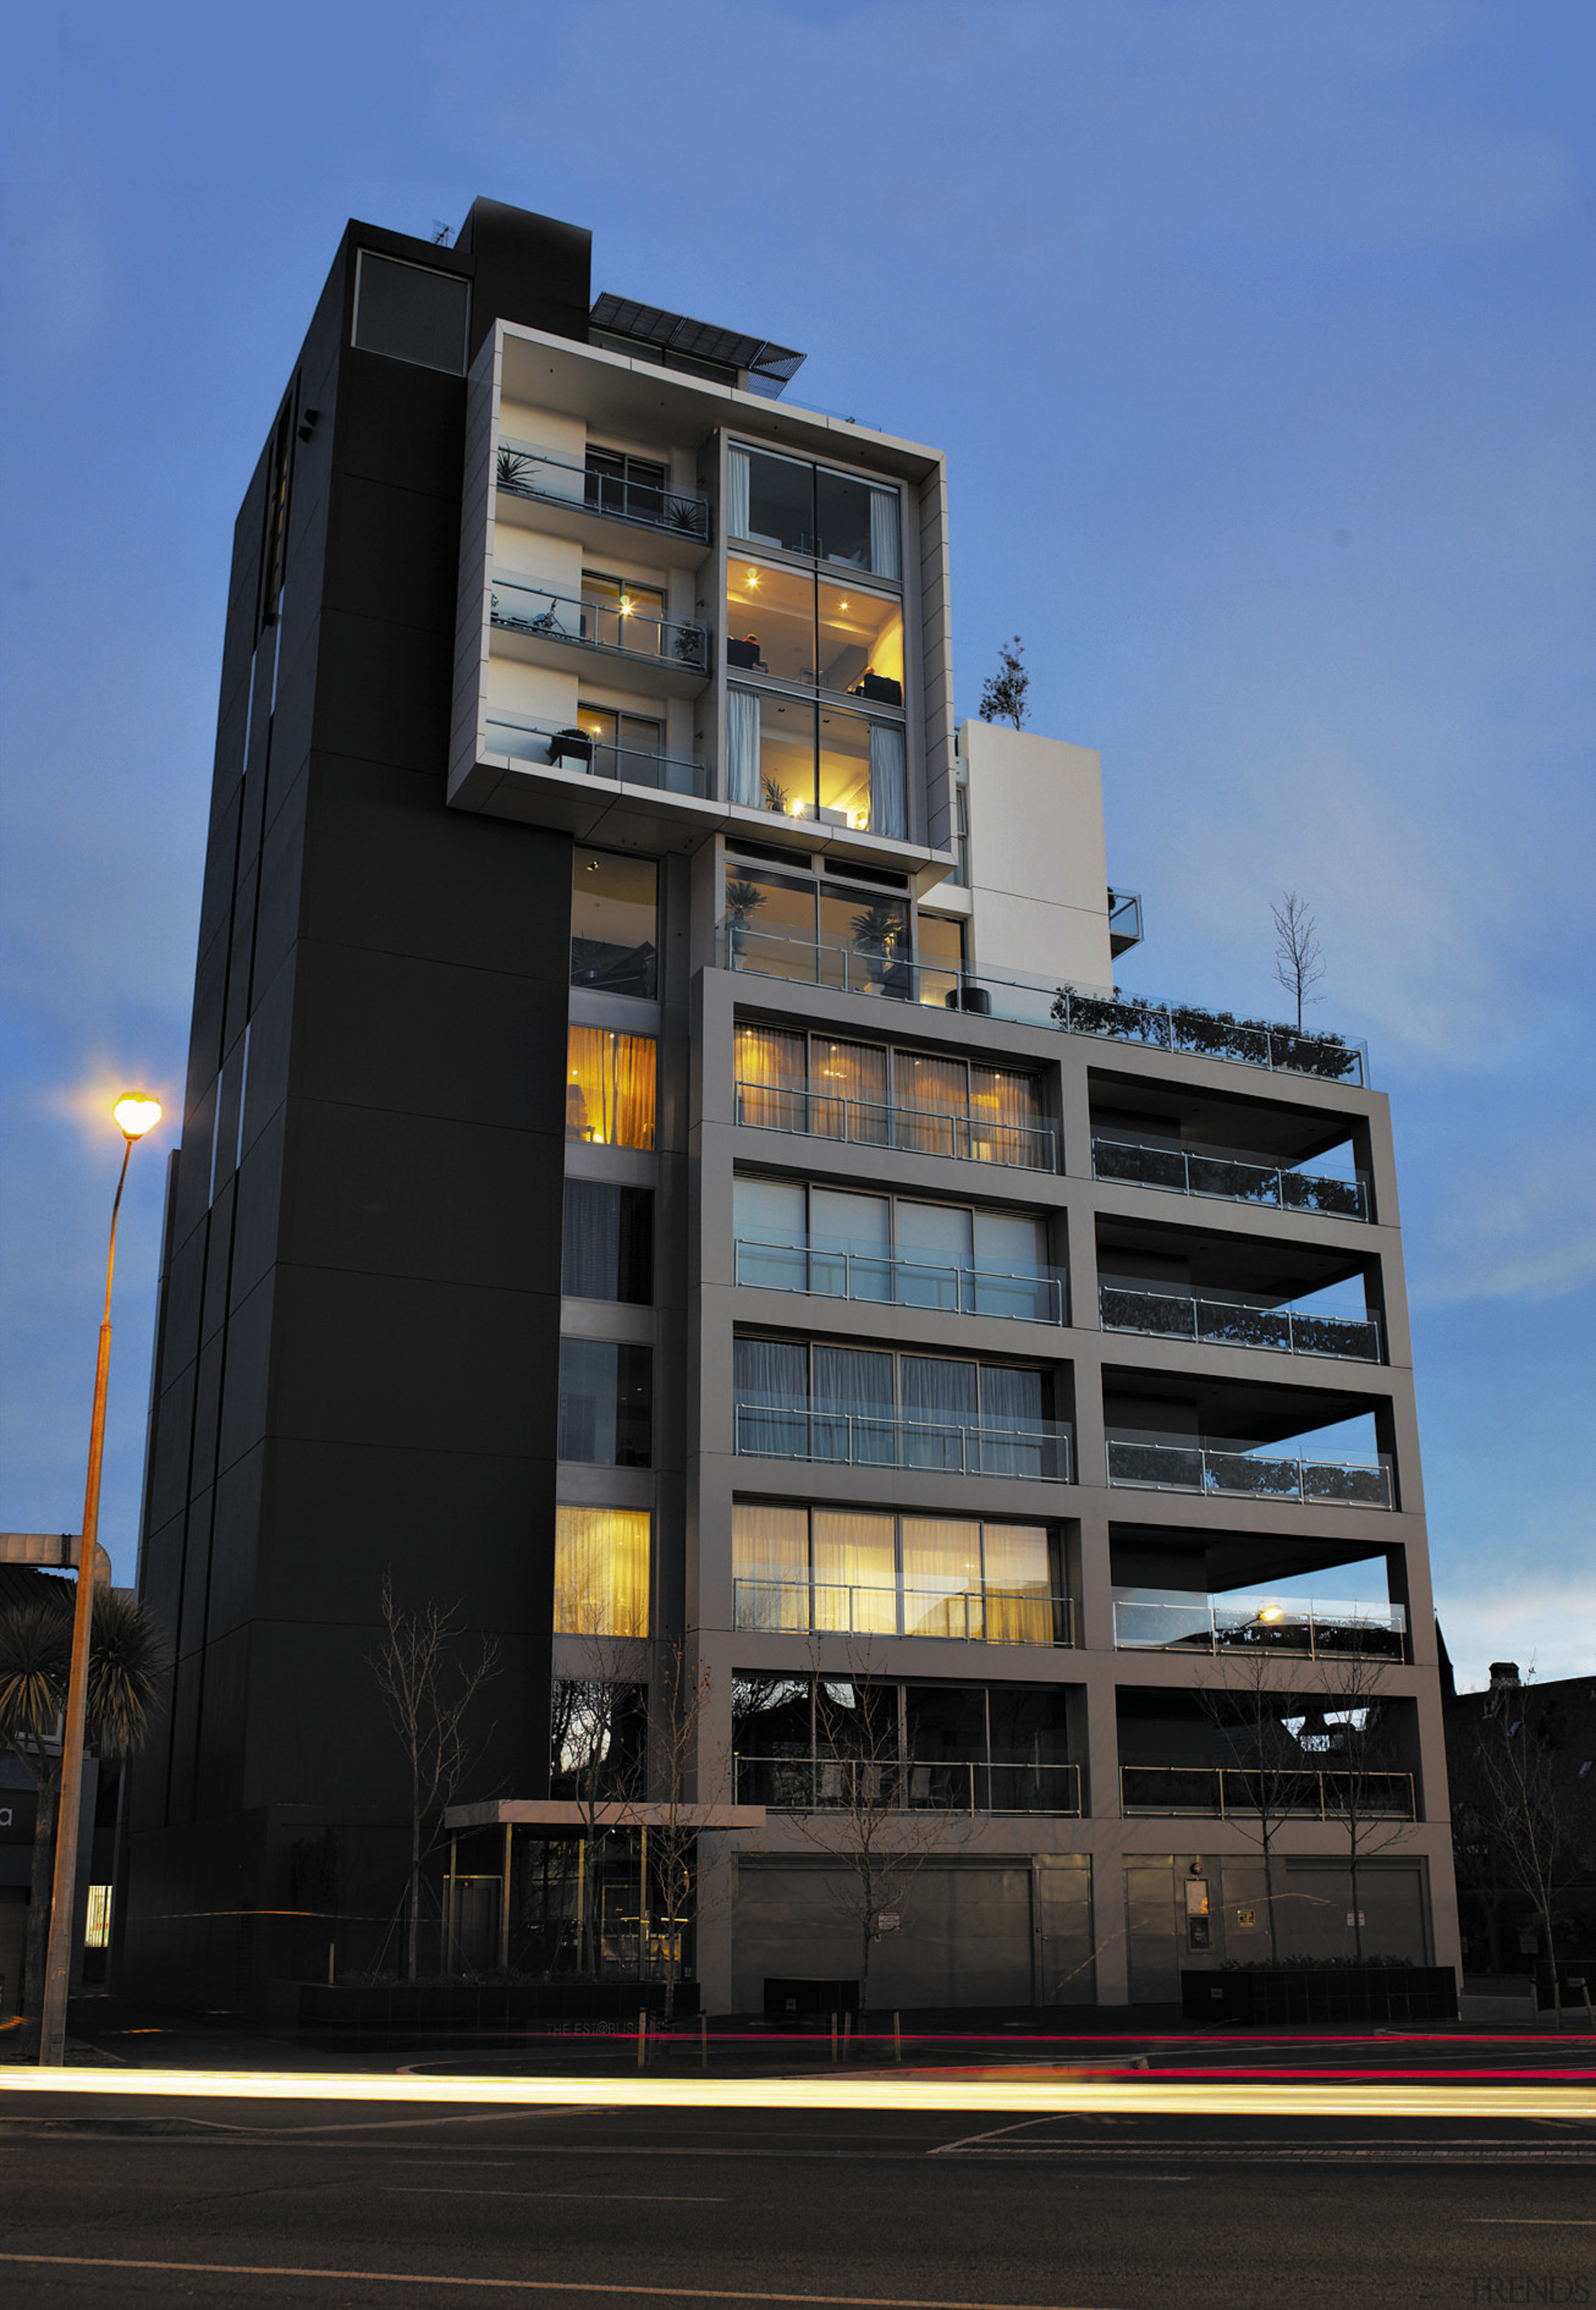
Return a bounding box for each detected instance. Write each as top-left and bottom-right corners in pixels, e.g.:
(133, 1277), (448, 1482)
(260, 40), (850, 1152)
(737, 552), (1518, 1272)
(2, 2066), (1594, 2121)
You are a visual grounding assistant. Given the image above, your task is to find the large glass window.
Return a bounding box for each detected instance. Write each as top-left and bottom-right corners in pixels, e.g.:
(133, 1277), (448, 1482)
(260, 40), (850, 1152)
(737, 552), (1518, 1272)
(571, 849), (658, 998)
(817, 580), (903, 700)
(562, 1180), (653, 1304)
(576, 705), (665, 789)
(729, 445), (900, 580)
(554, 1505), (651, 1635)
(733, 1024), (1047, 1168)
(582, 570), (668, 656)
(731, 1507), (1062, 1645)
(565, 1026), (656, 1149)
(725, 566), (903, 706)
(725, 561), (813, 684)
(726, 690), (902, 832)
(559, 1339), (652, 1467)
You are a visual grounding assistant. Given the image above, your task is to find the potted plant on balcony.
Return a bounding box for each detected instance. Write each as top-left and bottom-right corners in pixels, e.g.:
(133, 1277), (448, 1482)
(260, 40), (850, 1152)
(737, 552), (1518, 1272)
(724, 878), (767, 965)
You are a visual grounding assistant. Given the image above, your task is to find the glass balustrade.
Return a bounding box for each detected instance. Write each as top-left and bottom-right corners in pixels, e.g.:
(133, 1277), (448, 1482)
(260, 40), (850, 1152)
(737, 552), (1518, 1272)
(733, 1576), (1072, 1647)
(734, 1754), (1080, 1815)
(1111, 1594), (1406, 1659)
(495, 445), (711, 541)
(736, 1238), (1066, 1324)
(1105, 1433), (1393, 1508)
(734, 1400), (1072, 1481)
(489, 579), (708, 670)
(1091, 1135), (1369, 1219)
(484, 717), (708, 796)
(734, 1080), (1057, 1173)
(1098, 1284), (1380, 1362)
(724, 929), (1367, 1086)
(1120, 1765), (1415, 1819)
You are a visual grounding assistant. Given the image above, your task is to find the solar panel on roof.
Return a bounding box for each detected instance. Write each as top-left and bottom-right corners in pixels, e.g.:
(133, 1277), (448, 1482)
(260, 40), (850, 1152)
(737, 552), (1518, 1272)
(590, 292), (805, 390)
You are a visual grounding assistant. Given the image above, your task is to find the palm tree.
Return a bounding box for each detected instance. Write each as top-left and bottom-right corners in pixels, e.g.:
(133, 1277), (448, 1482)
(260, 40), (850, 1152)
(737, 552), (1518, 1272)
(0, 1584), (165, 2044)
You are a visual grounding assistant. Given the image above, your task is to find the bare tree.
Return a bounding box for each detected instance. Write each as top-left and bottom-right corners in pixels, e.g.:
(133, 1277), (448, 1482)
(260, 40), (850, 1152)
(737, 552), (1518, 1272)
(1272, 890), (1326, 1031)
(978, 637), (1029, 731)
(1193, 1647), (1314, 1965)
(647, 1640), (734, 2021)
(370, 1573), (500, 1981)
(1461, 1672), (1590, 2028)
(0, 1586), (165, 2045)
(1309, 1641), (1416, 1961)
(549, 1661), (645, 1978)
(793, 1662), (946, 2017)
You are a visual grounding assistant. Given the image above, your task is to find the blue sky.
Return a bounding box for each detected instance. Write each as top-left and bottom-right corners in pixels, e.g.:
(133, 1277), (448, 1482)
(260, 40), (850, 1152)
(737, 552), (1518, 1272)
(2, 0), (1592, 1688)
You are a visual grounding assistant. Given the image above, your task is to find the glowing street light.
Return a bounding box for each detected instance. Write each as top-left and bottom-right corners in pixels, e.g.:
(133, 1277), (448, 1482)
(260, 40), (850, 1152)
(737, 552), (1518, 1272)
(38, 1092), (161, 2066)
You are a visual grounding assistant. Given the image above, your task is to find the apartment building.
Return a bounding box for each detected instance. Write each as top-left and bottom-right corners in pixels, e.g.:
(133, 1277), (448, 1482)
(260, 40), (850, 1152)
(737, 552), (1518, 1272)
(122, 197), (1460, 2011)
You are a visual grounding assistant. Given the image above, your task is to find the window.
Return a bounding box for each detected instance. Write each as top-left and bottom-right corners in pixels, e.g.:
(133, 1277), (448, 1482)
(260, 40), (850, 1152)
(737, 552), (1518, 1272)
(730, 1675), (1074, 1811)
(733, 1505), (1061, 1644)
(733, 1177), (1058, 1320)
(575, 704), (665, 789)
(563, 1181), (653, 1304)
(550, 1679), (647, 1797)
(352, 251), (469, 373)
(732, 1023), (1050, 1168)
(571, 849), (658, 998)
(728, 445), (901, 579)
(566, 1026), (656, 1148)
(725, 865), (911, 986)
(725, 563), (903, 705)
(586, 447), (668, 526)
(582, 570), (670, 657)
(731, 1335), (1061, 1477)
(554, 1506), (650, 1635)
(559, 1339), (652, 1466)
(84, 1884), (114, 1950)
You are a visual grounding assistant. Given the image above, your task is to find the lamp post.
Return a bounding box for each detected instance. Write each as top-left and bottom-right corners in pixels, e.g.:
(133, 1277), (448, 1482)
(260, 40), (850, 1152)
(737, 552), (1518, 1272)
(37, 1092), (161, 2067)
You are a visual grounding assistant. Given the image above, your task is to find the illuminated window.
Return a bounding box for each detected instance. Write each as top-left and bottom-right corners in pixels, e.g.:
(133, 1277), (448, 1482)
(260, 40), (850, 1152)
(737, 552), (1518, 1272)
(554, 1506), (651, 1637)
(84, 1884), (114, 1949)
(566, 1026), (656, 1149)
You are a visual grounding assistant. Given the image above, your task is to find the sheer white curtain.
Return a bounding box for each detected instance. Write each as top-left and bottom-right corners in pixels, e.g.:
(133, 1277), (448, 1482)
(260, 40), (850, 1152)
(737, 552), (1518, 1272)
(812, 1510), (896, 1634)
(901, 1516), (981, 1639)
(868, 487), (900, 579)
(732, 1502), (810, 1632)
(726, 687), (761, 808)
(981, 1523), (1055, 1645)
(727, 446), (752, 541)
(868, 722), (908, 840)
(976, 1363), (1047, 1478)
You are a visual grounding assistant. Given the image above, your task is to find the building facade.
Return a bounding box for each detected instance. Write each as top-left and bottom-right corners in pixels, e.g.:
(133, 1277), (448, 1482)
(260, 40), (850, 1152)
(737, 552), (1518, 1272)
(123, 197), (1460, 2011)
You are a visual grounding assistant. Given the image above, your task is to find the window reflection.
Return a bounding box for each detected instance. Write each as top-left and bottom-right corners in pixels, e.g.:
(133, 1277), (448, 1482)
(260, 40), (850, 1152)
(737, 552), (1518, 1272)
(571, 848), (658, 997)
(729, 445), (900, 580)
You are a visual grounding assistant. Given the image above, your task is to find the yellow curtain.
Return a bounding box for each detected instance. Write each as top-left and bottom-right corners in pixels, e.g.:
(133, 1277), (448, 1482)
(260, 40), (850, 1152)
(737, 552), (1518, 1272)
(566, 1026), (656, 1150)
(981, 1522), (1055, 1645)
(812, 1510), (896, 1634)
(732, 1503), (810, 1632)
(900, 1516), (982, 1640)
(969, 1064), (1043, 1167)
(554, 1506), (650, 1635)
(734, 1025), (805, 1131)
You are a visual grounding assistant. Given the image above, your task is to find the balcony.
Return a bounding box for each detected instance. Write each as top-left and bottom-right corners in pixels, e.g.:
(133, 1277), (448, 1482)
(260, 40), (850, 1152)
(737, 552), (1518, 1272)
(723, 928), (1367, 1086)
(1112, 1592), (1406, 1660)
(1120, 1764), (1414, 1820)
(1092, 1135), (1368, 1220)
(1106, 1433), (1393, 1509)
(1107, 888), (1143, 957)
(484, 716), (708, 798)
(495, 443), (711, 546)
(734, 1400), (1072, 1482)
(735, 1754), (1081, 1816)
(488, 578), (709, 696)
(733, 1577), (1073, 1647)
(1099, 1284), (1380, 1364)
(736, 1238), (1067, 1324)
(734, 1080), (1057, 1173)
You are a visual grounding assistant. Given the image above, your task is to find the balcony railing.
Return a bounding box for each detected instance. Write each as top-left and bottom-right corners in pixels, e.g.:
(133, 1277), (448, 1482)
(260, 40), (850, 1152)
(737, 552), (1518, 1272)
(1107, 888), (1143, 955)
(1112, 1594), (1406, 1660)
(735, 1754), (1081, 1816)
(734, 1400), (1072, 1482)
(496, 445), (711, 542)
(1099, 1284), (1380, 1364)
(735, 1080), (1057, 1173)
(1106, 1435), (1393, 1509)
(736, 1238), (1067, 1324)
(1091, 1135), (1369, 1220)
(1120, 1765), (1415, 1820)
(723, 928), (1367, 1087)
(484, 716), (708, 797)
(733, 1577), (1074, 1647)
(489, 579), (709, 671)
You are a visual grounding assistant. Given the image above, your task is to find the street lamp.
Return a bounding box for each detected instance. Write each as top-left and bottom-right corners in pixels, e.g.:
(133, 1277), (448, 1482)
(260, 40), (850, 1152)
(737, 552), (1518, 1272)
(37, 1091), (161, 2066)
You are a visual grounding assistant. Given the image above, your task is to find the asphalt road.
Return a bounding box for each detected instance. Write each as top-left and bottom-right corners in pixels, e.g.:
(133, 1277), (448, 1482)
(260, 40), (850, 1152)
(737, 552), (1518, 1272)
(4, 2098), (1596, 2309)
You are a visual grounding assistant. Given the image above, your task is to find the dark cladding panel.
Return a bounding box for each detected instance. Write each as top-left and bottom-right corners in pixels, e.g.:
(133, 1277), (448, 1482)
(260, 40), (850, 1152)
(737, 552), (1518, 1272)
(455, 197), (591, 355)
(352, 252), (469, 374)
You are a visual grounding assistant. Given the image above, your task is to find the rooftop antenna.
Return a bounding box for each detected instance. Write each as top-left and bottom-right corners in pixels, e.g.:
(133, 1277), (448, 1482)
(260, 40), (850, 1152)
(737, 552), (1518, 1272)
(431, 221), (453, 246)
